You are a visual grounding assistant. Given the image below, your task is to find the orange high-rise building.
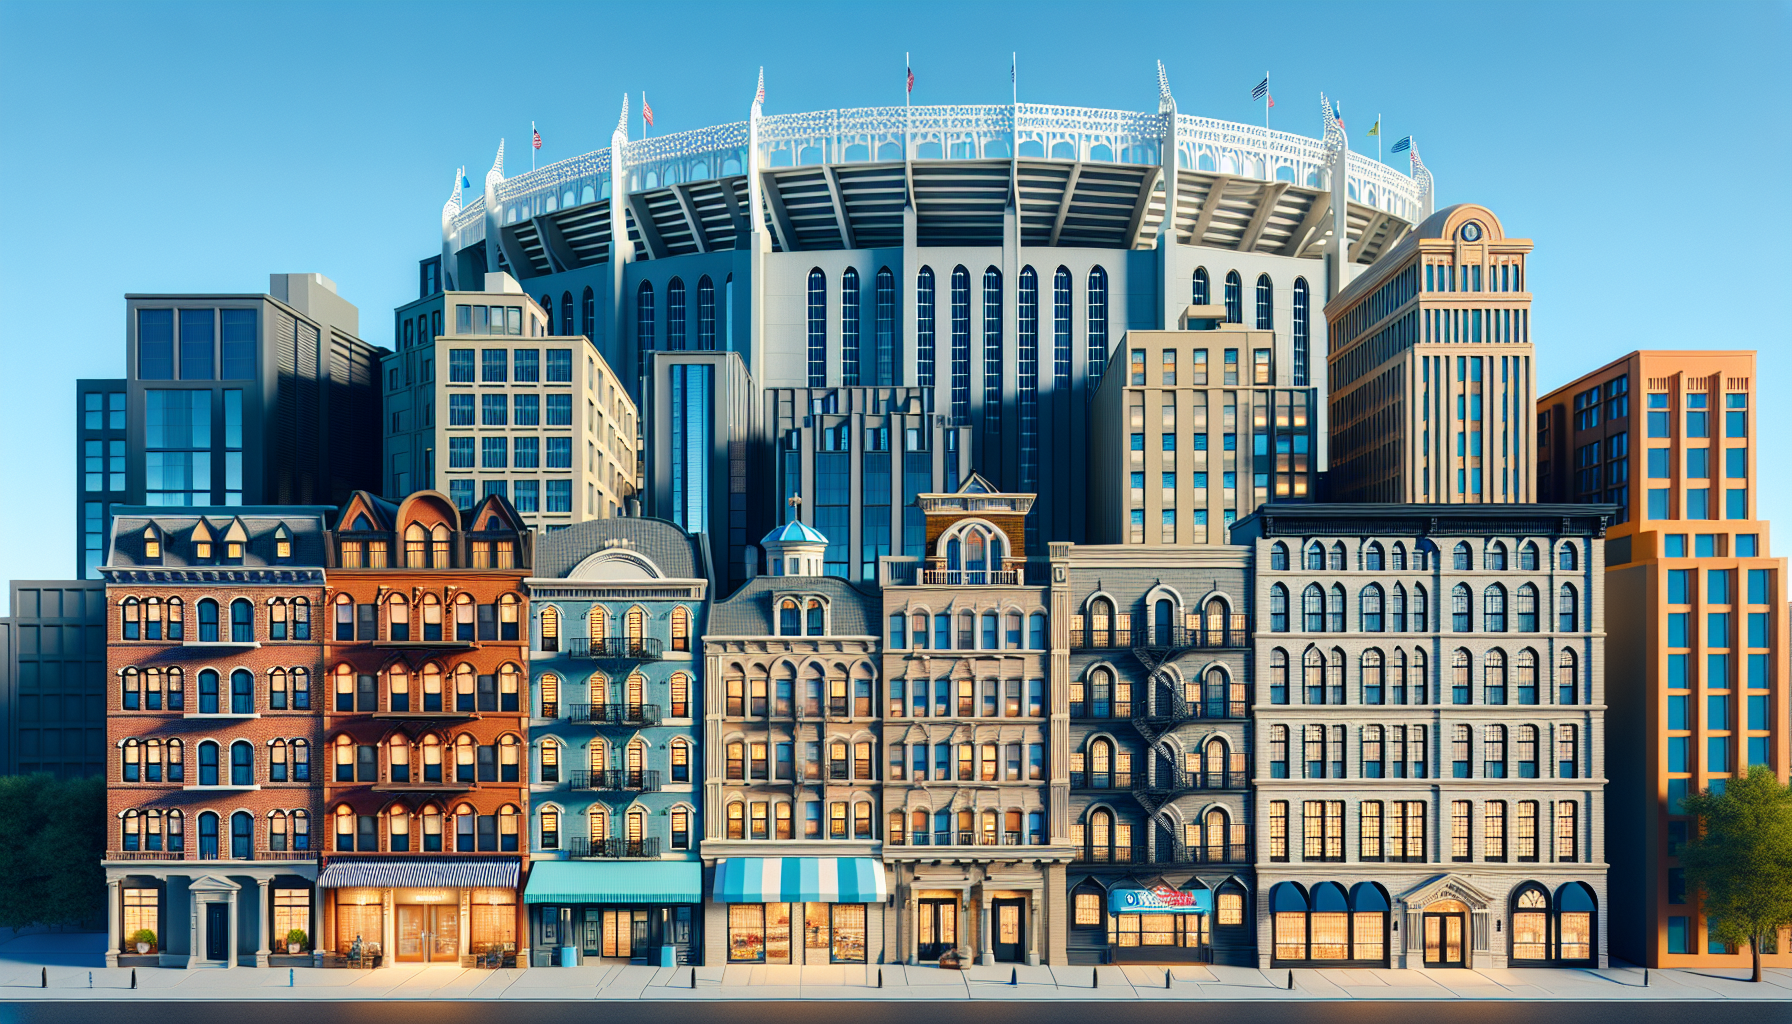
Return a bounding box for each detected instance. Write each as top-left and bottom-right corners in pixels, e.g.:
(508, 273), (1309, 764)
(1539, 351), (1789, 968)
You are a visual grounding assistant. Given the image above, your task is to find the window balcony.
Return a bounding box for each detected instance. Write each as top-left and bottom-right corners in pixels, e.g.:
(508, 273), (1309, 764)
(1069, 771), (1133, 790)
(1073, 842), (1251, 865)
(567, 703), (661, 727)
(369, 779), (477, 794)
(369, 636), (478, 651)
(569, 769), (660, 793)
(1072, 616), (1250, 651)
(368, 707), (481, 722)
(920, 570), (1019, 586)
(567, 836), (660, 859)
(108, 849), (187, 862)
(564, 638), (664, 662)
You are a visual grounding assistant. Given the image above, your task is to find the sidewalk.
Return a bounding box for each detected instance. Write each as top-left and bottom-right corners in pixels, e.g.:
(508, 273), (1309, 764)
(0, 959), (1788, 1001)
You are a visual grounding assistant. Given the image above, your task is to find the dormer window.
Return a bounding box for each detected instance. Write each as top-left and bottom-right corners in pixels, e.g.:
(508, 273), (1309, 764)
(142, 526), (161, 562)
(191, 520), (215, 562)
(226, 542), (243, 561)
(223, 519), (248, 564)
(273, 527), (292, 561)
(195, 540), (212, 559)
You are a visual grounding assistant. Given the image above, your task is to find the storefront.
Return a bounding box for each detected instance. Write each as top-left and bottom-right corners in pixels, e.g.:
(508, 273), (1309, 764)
(524, 860), (704, 966)
(318, 857), (522, 967)
(1104, 884), (1213, 964)
(714, 857), (886, 964)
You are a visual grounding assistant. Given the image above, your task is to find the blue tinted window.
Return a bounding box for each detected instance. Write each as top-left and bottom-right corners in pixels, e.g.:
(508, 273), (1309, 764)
(139, 309), (175, 379)
(448, 394), (474, 425)
(180, 309), (214, 380)
(546, 437), (571, 468)
(546, 349), (572, 382)
(1667, 570), (1690, 604)
(220, 310), (257, 379)
(449, 350), (475, 382)
(480, 436), (507, 468)
(1686, 448), (1709, 478)
(513, 437), (539, 468)
(448, 437), (474, 468)
(546, 394), (572, 425)
(1726, 447), (1748, 479)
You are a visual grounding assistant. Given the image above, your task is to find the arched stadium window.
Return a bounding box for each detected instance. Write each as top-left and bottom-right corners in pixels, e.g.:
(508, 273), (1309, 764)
(807, 269), (827, 386)
(983, 266), (1002, 432)
(1292, 277), (1310, 386)
(1255, 273), (1273, 329)
(697, 276), (715, 350)
(560, 291), (574, 336)
(873, 267), (895, 384)
(1192, 267), (1210, 306)
(841, 267), (861, 385)
(1224, 271), (1242, 324)
(1087, 266), (1109, 388)
(916, 267), (936, 389)
(580, 286), (595, 339)
(667, 277), (686, 351)
(540, 294), (554, 334)
(636, 281), (655, 380)
(950, 266), (971, 423)
(1053, 267), (1072, 389)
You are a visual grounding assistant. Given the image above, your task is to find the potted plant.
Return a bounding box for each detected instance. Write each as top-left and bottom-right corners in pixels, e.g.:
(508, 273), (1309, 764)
(286, 928), (307, 955)
(129, 929), (156, 955)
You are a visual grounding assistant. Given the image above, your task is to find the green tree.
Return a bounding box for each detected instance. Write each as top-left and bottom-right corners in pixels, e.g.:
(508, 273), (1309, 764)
(1681, 764), (1792, 981)
(0, 774), (105, 934)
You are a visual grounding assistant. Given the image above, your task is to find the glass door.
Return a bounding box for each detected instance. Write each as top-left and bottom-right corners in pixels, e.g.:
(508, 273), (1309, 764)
(917, 898), (957, 961)
(430, 906), (459, 962)
(396, 906), (426, 962)
(1422, 912), (1466, 967)
(992, 899), (1025, 962)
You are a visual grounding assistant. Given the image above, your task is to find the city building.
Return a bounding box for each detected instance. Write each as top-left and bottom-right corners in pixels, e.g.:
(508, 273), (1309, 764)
(1055, 543), (1256, 965)
(643, 350), (759, 591)
(385, 273), (640, 531)
(0, 580), (106, 777)
(702, 520), (888, 966)
(1539, 351), (1791, 968)
(76, 378), (129, 579)
(99, 508), (331, 968)
(424, 77), (1438, 545)
(316, 490), (533, 967)
(522, 516), (710, 966)
(1323, 204), (1534, 504)
(1089, 312), (1318, 545)
(1237, 503), (1611, 970)
(879, 475), (1067, 965)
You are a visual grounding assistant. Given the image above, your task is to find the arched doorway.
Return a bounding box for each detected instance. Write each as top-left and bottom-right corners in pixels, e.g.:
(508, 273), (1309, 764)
(1422, 899), (1470, 967)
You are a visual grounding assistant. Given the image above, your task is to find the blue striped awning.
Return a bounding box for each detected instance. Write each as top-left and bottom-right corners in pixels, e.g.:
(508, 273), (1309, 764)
(713, 857), (887, 904)
(523, 861), (702, 905)
(318, 857), (519, 890)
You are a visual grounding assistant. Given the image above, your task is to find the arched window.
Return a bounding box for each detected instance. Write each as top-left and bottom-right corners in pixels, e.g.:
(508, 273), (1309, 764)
(1153, 599), (1174, 645)
(696, 276), (715, 349)
(1520, 541), (1540, 571)
(807, 269), (827, 386)
(778, 599), (800, 636)
(1328, 541), (1346, 571)
(230, 599), (253, 643)
(1270, 542), (1289, 570)
(873, 266), (895, 385)
(1516, 583), (1539, 632)
(1558, 584), (1579, 631)
(1558, 542), (1578, 570)
(1292, 277), (1310, 386)
(1390, 542), (1406, 570)
(1486, 542), (1508, 571)
(1223, 271), (1242, 324)
(636, 280), (655, 379)
(1052, 266), (1072, 390)
(1452, 584), (1473, 632)
(1204, 806), (1231, 860)
(198, 811), (219, 859)
(453, 593), (475, 641)
(539, 606), (559, 652)
(1509, 884), (1552, 966)
(1452, 648), (1472, 704)
(166, 738), (184, 781)
(122, 738), (141, 782)
(840, 267), (860, 385)
(1361, 584), (1384, 632)
(1453, 542), (1473, 570)
(1557, 648), (1579, 705)
(805, 599), (825, 636)
(581, 285), (596, 339)
(430, 524), (450, 567)
(403, 523), (427, 567)
(419, 664), (443, 713)
(949, 265), (971, 422)
(670, 606), (691, 652)
(387, 734), (410, 783)
(198, 668), (220, 714)
(1087, 266), (1109, 384)
(1413, 584), (1429, 631)
(1485, 584), (1508, 632)
(588, 606), (608, 643)
(1028, 612), (1047, 650)
(1390, 584), (1408, 632)
(917, 266), (937, 388)
(1269, 649), (1289, 704)
(230, 810), (253, 859)
(197, 598), (219, 643)
(982, 266), (1003, 431)
(1090, 596), (1115, 647)
(1192, 267), (1210, 305)
(1365, 542), (1384, 571)
(1362, 648), (1384, 704)
(1302, 585), (1324, 632)
(1554, 883), (1597, 963)
(1485, 648), (1507, 704)
(561, 291), (575, 336)
(1303, 648), (1325, 704)
(1255, 273), (1273, 329)
(1328, 584), (1346, 632)
(120, 597), (141, 640)
(540, 295), (554, 333)
(387, 593), (410, 642)
(1515, 648), (1539, 704)
(230, 668), (253, 714)
(666, 277), (686, 351)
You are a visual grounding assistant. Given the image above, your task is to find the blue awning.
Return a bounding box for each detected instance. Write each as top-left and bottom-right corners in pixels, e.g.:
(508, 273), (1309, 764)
(1109, 886), (1212, 915)
(713, 857), (887, 904)
(523, 860), (703, 905)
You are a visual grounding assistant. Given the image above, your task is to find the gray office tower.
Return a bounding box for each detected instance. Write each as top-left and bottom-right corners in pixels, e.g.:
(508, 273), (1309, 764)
(421, 74), (1434, 558)
(74, 274), (385, 578)
(0, 581), (106, 777)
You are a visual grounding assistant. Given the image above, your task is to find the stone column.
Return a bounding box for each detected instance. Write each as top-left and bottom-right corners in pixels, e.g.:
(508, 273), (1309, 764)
(227, 889), (239, 969)
(380, 889), (395, 968)
(105, 879), (122, 968)
(978, 889), (993, 966)
(187, 894), (200, 970)
(256, 879), (272, 967)
(312, 884), (326, 967)
(1026, 887), (1040, 966)
(906, 894), (918, 965)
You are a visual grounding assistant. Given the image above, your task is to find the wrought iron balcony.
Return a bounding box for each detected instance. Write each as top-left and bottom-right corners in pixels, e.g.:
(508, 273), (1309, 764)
(1072, 616), (1250, 652)
(920, 569), (1019, 586)
(891, 830), (1044, 848)
(1131, 769), (1251, 794)
(567, 836), (660, 859)
(1073, 841), (1251, 865)
(568, 769), (660, 792)
(1069, 771), (1134, 790)
(564, 637), (664, 661)
(567, 703), (661, 726)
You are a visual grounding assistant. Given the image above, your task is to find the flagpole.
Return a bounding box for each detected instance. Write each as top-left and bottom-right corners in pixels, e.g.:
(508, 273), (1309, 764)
(642, 91), (647, 139)
(1264, 69), (1269, 129)
(1377, 113), (1382, 162)
(531, 121), (536, 172)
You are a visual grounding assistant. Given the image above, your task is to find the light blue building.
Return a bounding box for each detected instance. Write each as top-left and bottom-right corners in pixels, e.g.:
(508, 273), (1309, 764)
(521, 516), (712, 966)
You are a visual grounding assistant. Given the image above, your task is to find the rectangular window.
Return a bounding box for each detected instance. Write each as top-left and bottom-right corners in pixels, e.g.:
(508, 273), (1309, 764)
(546, 479), (572, 513)
(546, 349), (573, 382)
(546, 436), (572, 468)
(449, 349), (475, 382)
(546, 394), (572, 425)
(481, 436), (507, 468)
(220, 309), (257, 379)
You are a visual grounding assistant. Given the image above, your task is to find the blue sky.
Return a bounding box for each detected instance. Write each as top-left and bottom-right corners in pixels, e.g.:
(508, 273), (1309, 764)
(1, 0), (1788, 605)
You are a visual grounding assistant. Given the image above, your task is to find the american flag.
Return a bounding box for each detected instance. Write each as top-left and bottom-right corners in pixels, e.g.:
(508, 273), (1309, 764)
(1267, 93), (1275, 109)
(643, 96), (654, 127)
(532, 124), (541, 150)
(907, 65), (914, 94)
(1251, 76), (1268, 101)
(1390, 135), (1412, 154)
(1331, 100), (1346, 131)
(755, 67), (765, 106)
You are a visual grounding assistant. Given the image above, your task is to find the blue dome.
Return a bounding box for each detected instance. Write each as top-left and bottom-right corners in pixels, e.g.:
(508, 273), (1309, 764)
(761, 520), (828, 546)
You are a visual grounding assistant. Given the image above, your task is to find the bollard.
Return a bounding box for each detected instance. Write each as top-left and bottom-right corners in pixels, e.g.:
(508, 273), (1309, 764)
(131, 969), (137, 990)
(1166, 968), (1172, 989)
(691, 967), (697, 989)
(1644, 969), (1649, 987)
(1093, 966), (1099, 989)
(1011, 967), (1018, 986)
(1287, 970), (1294, 990)
(89, 971), (93, 989)
(41, 967), (46, 988)
(290, 968), (295, 987)
(878, 968), (884, 989)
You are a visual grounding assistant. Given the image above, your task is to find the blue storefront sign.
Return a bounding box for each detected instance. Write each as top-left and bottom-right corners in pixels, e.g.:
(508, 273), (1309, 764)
(1108, 886), (1213, 915)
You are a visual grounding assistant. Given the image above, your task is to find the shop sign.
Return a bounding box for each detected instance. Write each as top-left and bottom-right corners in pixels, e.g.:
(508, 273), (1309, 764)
(1108, 886), (1212, 915)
